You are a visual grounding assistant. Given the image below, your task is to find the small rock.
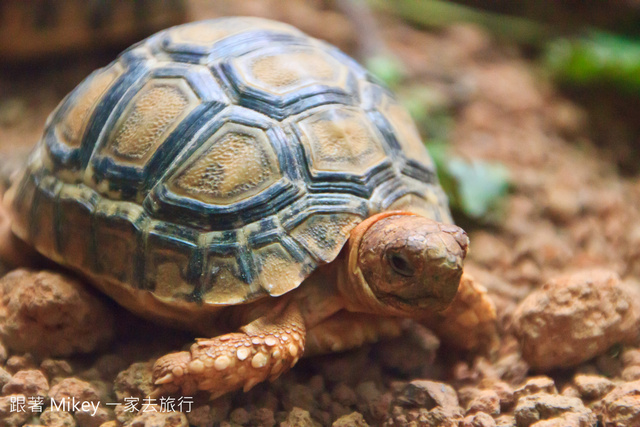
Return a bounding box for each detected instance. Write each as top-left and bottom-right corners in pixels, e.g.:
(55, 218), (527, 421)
(457, 386), (482, 409)
(332, 383), (357, 406)
(595, 351), (623, 378)
(5, 354), (36, 373)
(94, 355), (128, 380)
(308, 375), (325, 396)
(113, 403), (136, 426)
(622, 365), (640, 381)
(40, 408), (76, 427)
(113, 361), (154, 401)
(127, 410), (188, 427)
(252, 407), (276, 427)
(0, 394), (31, 427)
(40, 359), (74, 381)
(479, 379), (515, 412)
(186, 398), (231, 427)
(621, 348), (640, 367)
(573, 374), (615, 400)
(601, 380), (640, 426)
(513, 270), (639, 370)
(0, 270), (115, 357)
(280, 407), (319, 427)
(396, 380), (459, 409)
(229, 407), (250, 425)
(48, 378), (101, 405)
(492, 353), (529, 385)
(376, 323), (439, 375)
(545, 185), (582, 224)
(494, 414), (516, 426)
(75, 406), (113, 427)
(2, 369), (49, 398)
(0, 341), (8, 364)
(461, 412), (496, 427)
(355, 382), (390, 422)
(284, 384), (316, 413)
(186, 405), (212, 427)
(513, 377), (557, 401)
(514, 393), (595, 427)
(466, 390), (500, 415)
(256, 391), (279, 413)
(319, 392), (332, 411)
(0, 367), (11, 390)
(560, 385), (581, 398)
(530, 412), (597, 427)
(332, 412), (368, 427)
(416, 406), (463, 426)
(394, 380), (463, 426)
(330, 402), (350, 420)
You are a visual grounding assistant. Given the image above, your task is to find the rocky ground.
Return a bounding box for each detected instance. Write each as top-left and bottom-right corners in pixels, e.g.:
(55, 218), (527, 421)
(1, 1), (640, 426)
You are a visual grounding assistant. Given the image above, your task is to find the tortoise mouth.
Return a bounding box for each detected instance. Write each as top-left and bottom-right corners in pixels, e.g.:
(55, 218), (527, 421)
(377, 289), (456, 315)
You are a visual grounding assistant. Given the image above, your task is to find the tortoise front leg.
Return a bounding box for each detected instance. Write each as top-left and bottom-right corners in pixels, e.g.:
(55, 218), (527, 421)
(152, 301), (306, 399)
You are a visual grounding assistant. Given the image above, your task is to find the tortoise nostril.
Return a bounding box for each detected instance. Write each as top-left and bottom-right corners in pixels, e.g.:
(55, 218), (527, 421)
(454, 232), (470, 254)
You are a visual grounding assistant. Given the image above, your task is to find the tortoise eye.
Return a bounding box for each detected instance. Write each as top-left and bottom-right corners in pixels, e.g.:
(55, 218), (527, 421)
(387, 251), (415, 277)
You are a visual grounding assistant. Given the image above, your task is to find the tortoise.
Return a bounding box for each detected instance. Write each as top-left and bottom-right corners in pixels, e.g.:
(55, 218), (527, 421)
(0, 17), (471, 398)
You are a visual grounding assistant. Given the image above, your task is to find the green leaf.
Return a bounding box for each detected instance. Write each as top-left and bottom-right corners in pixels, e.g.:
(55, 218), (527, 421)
(428, 142), (510, 220)
(446, 158), (510, 218)
(545, 30), (640, 93)
(366, 55), (405, 89)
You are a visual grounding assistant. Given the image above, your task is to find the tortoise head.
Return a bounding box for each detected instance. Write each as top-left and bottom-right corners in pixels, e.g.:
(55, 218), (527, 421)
(340, 212), (468, 318)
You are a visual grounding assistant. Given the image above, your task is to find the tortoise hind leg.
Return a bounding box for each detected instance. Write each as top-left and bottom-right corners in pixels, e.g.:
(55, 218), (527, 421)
(0, 198), (40, 270)
(152, 301), (306, 399)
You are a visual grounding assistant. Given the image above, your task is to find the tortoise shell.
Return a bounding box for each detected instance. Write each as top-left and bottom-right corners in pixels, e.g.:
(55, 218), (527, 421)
(6, 17), (451, 313)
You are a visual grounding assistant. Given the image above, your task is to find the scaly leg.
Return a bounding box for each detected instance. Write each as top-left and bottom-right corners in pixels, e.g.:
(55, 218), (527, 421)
(304, 311), (405, 357)
(419, 273), (498, 352)
(152, 301), (306, 399)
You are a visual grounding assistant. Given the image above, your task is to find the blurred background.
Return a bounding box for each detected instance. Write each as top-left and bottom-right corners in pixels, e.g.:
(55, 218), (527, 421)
(1, 0), (640, 236)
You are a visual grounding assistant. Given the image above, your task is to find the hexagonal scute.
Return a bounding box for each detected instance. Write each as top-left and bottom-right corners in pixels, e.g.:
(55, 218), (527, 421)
(378, 94), (435, 170)
(232, 45), (349, 97)
(102, 77), (200, 166)
(288, 212), (363, 263)
(167, 123), (282, 206)
(160, 17), (303, 55)
(297, 106), (388, 176)
(55, 62), (124, 148)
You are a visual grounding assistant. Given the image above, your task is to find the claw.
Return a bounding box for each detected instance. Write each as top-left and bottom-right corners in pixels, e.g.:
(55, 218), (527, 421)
(154, 373), (175, 385)
(243, 377), (260, 392)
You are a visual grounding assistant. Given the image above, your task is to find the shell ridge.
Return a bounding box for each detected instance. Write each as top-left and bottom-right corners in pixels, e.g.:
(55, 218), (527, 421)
(80, 62), (149, 170)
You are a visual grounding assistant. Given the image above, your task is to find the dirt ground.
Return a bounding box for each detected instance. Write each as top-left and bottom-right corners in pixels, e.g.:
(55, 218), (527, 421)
(1, 1), (640, 426)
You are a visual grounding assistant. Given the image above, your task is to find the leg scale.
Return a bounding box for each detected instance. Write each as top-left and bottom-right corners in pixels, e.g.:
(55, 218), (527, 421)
(152, 302), (305, 399)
